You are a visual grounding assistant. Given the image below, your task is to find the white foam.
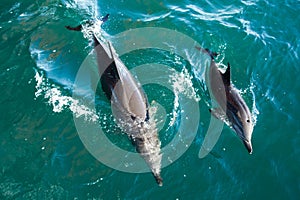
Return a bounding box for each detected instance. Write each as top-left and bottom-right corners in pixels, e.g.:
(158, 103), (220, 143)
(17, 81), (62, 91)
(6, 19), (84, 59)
(168, 67), (200, 127)
(34, 71), (99, 122)
(171, 67), (200, 102)
(250, 83), (259, 126)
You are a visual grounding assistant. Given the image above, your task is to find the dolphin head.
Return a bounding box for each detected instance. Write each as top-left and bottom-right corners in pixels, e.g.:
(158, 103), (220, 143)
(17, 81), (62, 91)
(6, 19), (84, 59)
(230, 103), (254, 154)
(130, 126), (163, 186)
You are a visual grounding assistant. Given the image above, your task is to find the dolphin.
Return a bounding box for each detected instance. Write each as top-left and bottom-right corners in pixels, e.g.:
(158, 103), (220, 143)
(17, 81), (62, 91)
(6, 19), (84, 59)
(66, 15), (163, 186)
(196, 47), (254, 154)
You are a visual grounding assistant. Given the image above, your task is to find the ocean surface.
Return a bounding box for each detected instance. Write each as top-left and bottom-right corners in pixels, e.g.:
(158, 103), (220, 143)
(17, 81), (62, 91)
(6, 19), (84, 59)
(1, 0), (300, 199)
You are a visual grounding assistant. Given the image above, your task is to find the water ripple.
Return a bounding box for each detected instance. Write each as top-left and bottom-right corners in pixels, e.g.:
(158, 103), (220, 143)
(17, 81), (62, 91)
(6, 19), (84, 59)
(138, 11), (172, 22)
(186, 4), (241, 22)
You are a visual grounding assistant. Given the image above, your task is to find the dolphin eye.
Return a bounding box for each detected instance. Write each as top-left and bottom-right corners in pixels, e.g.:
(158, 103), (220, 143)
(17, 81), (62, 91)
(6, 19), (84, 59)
(247, 119), (250, 123)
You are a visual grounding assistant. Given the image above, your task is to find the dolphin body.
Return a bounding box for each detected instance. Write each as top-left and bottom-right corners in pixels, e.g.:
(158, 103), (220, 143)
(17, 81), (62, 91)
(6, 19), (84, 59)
(198, 47), (254, 154)
(66, 15), (163, 185)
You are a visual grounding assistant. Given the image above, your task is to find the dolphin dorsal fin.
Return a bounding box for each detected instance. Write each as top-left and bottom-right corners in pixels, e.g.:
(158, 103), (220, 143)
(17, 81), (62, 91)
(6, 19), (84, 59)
(222, 62), (231, 85)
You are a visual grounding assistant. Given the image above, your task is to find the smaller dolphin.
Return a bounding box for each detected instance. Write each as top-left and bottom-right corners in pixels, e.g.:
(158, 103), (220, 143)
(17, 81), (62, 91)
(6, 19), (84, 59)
(197, 47), (254, 154)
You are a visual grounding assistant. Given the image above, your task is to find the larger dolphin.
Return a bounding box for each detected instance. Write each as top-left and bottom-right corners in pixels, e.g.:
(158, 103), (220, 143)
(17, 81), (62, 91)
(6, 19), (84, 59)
(197, 47), (254, 154)
(66, 15), (163, 185)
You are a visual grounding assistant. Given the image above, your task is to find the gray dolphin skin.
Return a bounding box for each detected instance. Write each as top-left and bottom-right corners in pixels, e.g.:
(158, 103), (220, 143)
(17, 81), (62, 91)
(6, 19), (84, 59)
(66, 15), (163, 186)
(197, 47), (254, 154)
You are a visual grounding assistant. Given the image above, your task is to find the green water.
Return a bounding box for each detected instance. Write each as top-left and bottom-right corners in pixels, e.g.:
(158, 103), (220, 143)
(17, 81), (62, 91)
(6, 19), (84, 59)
(1, 0), (300, 199)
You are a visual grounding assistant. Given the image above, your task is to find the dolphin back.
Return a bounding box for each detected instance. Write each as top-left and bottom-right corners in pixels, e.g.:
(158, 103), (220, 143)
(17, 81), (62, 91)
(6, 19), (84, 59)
(95, 38), (148, 122)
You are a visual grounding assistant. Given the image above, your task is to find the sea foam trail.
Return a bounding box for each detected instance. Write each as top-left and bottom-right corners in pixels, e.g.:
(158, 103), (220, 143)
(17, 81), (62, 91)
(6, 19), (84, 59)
(34, 71), (99, 122)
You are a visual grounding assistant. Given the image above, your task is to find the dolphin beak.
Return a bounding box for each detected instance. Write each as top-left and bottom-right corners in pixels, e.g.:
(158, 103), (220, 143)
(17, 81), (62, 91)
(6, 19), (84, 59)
(243, 140), (253, 154)
(153, 173), (163, 186)
(233, 123), (253, 154)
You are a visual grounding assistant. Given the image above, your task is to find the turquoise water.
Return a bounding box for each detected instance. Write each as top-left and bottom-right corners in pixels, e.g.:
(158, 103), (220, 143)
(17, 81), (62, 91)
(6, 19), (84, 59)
(1, 0), (300, 199)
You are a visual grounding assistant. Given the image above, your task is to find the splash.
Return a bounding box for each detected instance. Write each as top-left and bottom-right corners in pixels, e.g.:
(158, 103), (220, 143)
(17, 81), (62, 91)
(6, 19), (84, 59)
(169, 67), (200, 127)
(171, 67), (200, 102)
(148, 100), (167, 132)
(81, 19), (104, 40)
(34, 71), (99, 122)
(63, 0), (99, 18)
(249, 83), (259, 126)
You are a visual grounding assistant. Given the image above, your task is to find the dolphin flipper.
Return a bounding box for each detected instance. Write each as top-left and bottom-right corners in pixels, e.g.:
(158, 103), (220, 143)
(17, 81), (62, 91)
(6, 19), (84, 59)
(65, 24), (82, 31)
